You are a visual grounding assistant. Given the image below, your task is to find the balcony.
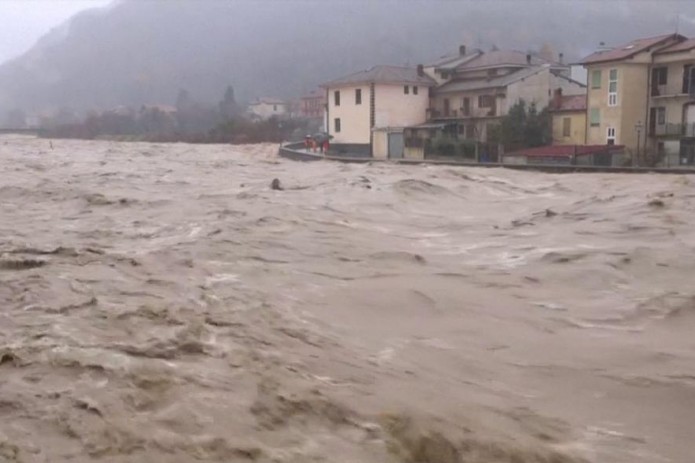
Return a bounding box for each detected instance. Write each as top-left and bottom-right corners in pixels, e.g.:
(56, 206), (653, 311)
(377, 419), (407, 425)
(427, 107), (497, 120)
(651, 123), (695, 137)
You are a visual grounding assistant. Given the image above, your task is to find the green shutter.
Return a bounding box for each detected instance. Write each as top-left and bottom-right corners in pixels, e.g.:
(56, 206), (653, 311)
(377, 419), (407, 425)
(590, 108), (600, 127)
(591, 70), (602, 89)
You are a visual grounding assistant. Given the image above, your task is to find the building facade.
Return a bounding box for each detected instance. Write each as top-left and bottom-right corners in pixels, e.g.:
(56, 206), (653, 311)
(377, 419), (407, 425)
(300, 90), (326, 119)
(321, 65), (435, 156)
(426, 48), (586, 151)
(247, 97), (288, 120)
(578, 33), (685, 163)
(549, 90), (587, 145)
(648, 39), (695, 165)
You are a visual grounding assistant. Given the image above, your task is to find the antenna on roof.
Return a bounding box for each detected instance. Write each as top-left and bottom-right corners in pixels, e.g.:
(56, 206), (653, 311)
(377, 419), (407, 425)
(675, 13), (680, 34)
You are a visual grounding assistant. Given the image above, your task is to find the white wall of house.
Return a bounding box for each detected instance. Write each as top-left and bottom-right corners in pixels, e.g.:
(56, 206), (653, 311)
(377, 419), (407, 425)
(326, 82), (430, 145)
(326, 84), (371, 144)
(248, 102), (287, 120)
(503, 68), (585, 114)
(374, 83), (429, 128)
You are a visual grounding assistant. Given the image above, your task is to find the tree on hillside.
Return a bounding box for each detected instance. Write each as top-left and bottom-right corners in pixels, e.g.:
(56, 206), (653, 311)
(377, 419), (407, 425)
(492, 100), (550, 152)
(218, 85), (240, 120)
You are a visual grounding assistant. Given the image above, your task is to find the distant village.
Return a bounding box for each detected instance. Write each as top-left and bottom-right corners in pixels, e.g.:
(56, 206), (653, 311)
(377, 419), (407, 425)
(6, 33), (695, 167)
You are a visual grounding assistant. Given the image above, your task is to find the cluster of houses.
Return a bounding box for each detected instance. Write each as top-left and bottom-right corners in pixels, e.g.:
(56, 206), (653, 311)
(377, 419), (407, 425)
(284, 33), (695, 167)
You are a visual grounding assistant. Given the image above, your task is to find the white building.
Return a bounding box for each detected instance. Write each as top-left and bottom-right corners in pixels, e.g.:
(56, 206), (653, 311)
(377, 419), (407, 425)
(247, 97), (288, 120)
(321, 65), (436, 158)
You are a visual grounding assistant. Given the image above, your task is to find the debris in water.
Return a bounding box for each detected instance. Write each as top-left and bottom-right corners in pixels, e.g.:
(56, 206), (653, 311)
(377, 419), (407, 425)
(270, 178), (283, 191)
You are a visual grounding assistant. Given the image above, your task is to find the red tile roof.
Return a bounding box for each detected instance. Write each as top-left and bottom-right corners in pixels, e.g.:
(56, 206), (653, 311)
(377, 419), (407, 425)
(655, 37), (695, 55)
(505, 145), (624, 158)
(550, 95), (587, 112)
(578, 34), (685, 65)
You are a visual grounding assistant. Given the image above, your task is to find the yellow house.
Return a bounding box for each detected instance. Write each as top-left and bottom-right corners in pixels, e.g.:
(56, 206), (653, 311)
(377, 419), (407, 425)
(648, 38), (695, 166)
(320, 65), (435, 157)
(578, 33), (685, 163)
(548, 90), (587, 145)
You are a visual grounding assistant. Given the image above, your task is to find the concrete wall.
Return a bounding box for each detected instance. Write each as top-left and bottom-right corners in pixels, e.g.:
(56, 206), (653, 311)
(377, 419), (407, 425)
(374, 83), (429, 128)
(552, 111), (587, 145)
(325, 84), (371, 145)
(404, 147), (425, 160)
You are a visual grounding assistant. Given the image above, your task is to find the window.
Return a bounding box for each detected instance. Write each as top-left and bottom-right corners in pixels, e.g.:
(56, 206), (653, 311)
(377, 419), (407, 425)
(683, 65), (694, 94)
(334, 118), (341, 133)
(608, 69), (618, 106)
(478, 95), (494, 108)
(562, 117), (571, 137)
(404, 85), (410, 95)
(590, 108), (600, 127)
(591, 70), (602, 89)
(651, 67), (668, 96)
(657, 107), (666, 125)
(334, 90), (340, 106)
(355, 88), (362, 105)
(413, 86), (418, 95)
(461, 97), (470, 116)
(607, 127), (616, 145)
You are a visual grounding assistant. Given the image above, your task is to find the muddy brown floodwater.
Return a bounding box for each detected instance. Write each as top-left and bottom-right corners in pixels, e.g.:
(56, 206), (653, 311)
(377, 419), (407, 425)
(0, 135), (694, 462)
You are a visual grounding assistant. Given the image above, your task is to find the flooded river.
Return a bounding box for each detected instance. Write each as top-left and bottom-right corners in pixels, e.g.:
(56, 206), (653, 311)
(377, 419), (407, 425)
(1, 136), (694, 462)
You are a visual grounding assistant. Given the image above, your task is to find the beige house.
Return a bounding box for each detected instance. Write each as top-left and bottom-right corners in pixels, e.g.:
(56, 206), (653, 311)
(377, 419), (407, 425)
(247, 97), (288, 120)
(578, 33), (685, 163)
(548, 90), (587, 145)
(320, 65), (436, 157)
(648, 38), (695, 166)
(426, 48), (586, 155)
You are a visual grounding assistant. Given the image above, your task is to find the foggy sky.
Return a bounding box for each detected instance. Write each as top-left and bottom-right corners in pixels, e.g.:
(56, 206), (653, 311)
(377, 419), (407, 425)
(1, 0), (695, 113)
(0, 0), (112, 64)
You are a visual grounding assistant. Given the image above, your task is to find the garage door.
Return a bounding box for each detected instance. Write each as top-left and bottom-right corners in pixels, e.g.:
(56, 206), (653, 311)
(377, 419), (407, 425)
(388, 132), (404, 159)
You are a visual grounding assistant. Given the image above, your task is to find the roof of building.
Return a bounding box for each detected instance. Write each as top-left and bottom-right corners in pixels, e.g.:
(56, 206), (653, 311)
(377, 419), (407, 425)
(549, 94), (587, 112)
(301, 90), (325, 100)
(455, 50), (557, 71)
(578, 33), (685, 65)
(435, 65), (549, 94)
(250, 97), (286, 105)
(655, 37), (695, 55)
(428, 50), (483, 70)
(321, 65), (437, 88)
(505, 144), (625, 158)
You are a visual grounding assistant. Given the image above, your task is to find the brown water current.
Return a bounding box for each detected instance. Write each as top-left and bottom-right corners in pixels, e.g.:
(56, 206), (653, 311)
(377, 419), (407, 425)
(1, 135), (694, 462)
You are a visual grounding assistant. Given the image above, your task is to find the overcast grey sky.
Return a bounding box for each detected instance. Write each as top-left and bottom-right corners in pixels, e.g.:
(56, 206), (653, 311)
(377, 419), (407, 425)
(0, 0), (112, 64)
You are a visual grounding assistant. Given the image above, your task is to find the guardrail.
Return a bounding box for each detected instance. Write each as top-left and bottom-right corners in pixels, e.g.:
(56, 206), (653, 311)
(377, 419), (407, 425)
(278, 142), (695, 174)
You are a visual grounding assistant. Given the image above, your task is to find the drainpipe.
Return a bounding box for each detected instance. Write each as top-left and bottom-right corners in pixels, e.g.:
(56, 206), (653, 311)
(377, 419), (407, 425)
(325, 87), (330, 139)
(642, 54), (654, 167)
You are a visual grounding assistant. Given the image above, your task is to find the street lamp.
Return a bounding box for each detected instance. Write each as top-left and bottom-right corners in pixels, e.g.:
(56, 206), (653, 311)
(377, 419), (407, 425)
(634, 120), (643, 167)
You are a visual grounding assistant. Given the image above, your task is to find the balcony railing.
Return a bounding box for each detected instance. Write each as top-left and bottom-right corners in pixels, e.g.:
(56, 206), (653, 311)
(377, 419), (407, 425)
(652, 123), (695, 137)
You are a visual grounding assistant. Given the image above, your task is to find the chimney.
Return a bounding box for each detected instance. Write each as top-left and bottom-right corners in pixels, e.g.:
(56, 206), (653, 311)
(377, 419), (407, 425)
(417, 64), (424, 77)
(459, 44), (467, 56)
(552, 88), (563, 110)
(526, 53), (532, 64)
(558, 52), (564, 64)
